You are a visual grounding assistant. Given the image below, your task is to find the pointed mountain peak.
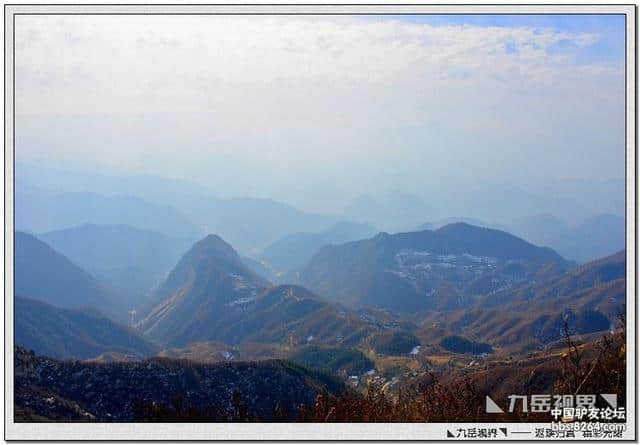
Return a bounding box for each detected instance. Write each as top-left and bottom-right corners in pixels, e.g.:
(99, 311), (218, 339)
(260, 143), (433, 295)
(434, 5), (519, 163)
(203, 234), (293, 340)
(200, 233), (229, 244)
(187, 234), (240, 261)
(140, 234), (272, 329)
(194, 233), (234, 249)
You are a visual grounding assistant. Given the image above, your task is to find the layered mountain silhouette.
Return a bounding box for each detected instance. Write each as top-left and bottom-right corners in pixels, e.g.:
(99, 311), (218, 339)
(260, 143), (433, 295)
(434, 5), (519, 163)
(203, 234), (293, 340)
(15, 297), (158, 360)
(260, 221), (377, 275)
(137, 234), (379, 348)
(16, 187), (201, 239)
(180, 197), (340, 255)
(482, 249), (625, 311)
(15, 232), (126, 320)
(17, 163), (340, 256)
(40, 224), (192, 310)
(417, 217), (509, 232)
(418, 250), (625, 350)
(512, 213), (624, 263)
(300, 223), (568, 313)
(343, 191), (431, 232)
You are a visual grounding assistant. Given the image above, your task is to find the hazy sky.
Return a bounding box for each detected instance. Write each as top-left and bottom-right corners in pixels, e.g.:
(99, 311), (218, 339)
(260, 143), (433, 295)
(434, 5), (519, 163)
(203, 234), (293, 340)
(15, 14), (626, 213)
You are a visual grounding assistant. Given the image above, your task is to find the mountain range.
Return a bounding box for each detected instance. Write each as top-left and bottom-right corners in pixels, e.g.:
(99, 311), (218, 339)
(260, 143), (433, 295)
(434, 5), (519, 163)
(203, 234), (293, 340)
(511, 213), (624, 263)
(417, 217), (510, 232)
(417, 250), (625, 352)
(300, 223), (568, 313)
(418, 214), (624, 264)
(39, 224), (192, 310)
(15, 222), (623, 362)
(12, 218), (627, 425)
(342, 191), (432, 232)
(259, 221), (377, 276)
(179, 197), (340, 255)
(15, 297), (157, 360)
(11, 161), (628, 424)
(16, 187), (202, 240)
(15, 232), (127, 320)
(136, 234), (379, 348)
(16, 163), (624, 263)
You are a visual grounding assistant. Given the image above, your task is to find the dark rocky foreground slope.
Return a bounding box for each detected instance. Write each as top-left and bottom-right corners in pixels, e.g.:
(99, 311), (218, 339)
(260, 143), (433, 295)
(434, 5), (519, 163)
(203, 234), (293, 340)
(14, 346), (343, 422)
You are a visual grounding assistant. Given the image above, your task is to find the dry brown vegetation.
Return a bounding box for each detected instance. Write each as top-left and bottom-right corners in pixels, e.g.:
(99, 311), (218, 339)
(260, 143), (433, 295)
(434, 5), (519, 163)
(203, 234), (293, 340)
(298, 322), (625, 422)
(130, 321), (626, 423)
(555, 317), (626, 405)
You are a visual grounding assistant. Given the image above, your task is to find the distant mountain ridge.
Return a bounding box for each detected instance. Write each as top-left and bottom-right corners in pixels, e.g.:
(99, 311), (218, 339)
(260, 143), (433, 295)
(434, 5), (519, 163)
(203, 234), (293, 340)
(343, 191), (431, 232)
(511, 213), (624, 263)
(180, 196), (340, 255)
(15, 297), (158, 360)
(40, 224), (193, 311)
(16, 187), (202, 239)
(260, 221), (377, 275)
(418, 217), (509, 232)
(15, 232), (126, 320)
(300, 223), (568, 313)
(17, 162), (341, 255)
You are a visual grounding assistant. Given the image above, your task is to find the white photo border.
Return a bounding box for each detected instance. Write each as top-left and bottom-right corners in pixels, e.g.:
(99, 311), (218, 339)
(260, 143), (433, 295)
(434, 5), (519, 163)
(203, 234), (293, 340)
(3, 3), (636, 441)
